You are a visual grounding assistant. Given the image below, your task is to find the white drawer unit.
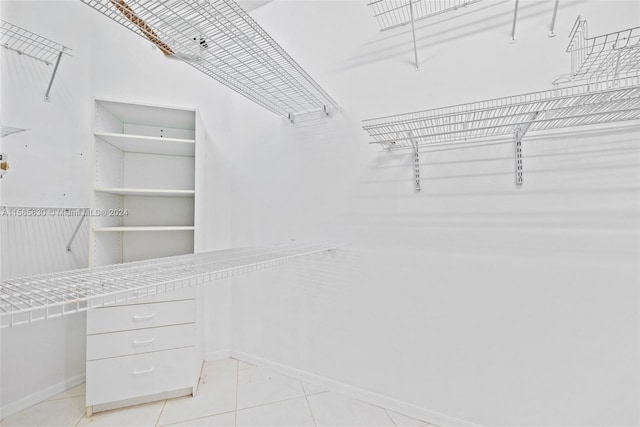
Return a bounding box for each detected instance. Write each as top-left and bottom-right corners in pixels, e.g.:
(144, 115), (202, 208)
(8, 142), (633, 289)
(86, 299), (196, 334)
(86, 292), (202, 415)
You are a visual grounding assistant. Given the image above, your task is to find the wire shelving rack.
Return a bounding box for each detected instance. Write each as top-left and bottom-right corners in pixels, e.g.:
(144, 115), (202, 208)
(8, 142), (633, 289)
(80, 0), (338, 121)
(0, 19), (72, 101)
(565, 17), (640, 84)
(0, 241), (346, 328)
(367, 0), (482, 32)
(362, 76), (640, 188)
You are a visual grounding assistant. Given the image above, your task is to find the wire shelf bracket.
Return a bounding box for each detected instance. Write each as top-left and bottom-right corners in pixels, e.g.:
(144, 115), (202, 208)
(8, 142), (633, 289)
(0, 241), (348, 328)
(362, 77), (640, 189)
(0, 125), (28, 138)
(0, 20), (72, 102)
(80, 0), (338, 120)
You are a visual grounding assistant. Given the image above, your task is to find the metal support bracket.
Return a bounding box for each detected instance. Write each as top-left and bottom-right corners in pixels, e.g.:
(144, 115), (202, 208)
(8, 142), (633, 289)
(513, 111), (539, 186)
(66, 209), (88, 252)
(44, 50), (64, 102)
(410, 134), (421, 192)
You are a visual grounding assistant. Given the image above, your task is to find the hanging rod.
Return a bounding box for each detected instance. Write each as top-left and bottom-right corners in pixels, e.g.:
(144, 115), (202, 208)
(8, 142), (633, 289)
(0, 241), (347, 328)
(0, 20), (72, 101)
(80, 0), (338, 119)
(566, 16), (640, 83)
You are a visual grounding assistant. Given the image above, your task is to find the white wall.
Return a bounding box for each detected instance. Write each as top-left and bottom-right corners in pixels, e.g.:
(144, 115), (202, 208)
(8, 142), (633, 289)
(227, 1), (639, 426)
(0, 0), (233, 416)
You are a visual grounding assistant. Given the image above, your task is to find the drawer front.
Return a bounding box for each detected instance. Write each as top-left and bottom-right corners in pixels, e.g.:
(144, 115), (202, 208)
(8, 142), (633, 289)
(87, 299), (195, 334)
(86, 347), (195, 406)
(87, 323), (195, 361)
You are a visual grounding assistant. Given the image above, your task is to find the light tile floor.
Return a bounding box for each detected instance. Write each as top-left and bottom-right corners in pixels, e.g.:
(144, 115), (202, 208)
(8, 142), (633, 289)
(1, 358), (436, 427)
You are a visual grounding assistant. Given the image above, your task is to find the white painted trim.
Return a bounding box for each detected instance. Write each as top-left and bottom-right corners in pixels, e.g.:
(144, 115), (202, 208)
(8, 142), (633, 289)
(229, 351), (483, 427)
(204, 349), (232, 361)
(0, 373), (85, 420)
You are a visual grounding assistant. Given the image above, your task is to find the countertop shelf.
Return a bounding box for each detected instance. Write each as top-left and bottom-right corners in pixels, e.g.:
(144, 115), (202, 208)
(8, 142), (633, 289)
(80, 0), (337, 119)
(362, 77), (640, 149)
(95, 132), (195, 156)
(94, 187), (195, 197)
(0, 241), (347, 327)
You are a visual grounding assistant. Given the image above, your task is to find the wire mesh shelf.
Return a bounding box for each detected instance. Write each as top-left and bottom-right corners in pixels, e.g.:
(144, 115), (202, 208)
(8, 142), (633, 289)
(566, 17), (640, 83)
(0, 19), (72, 101)
(0, 241), (346, 328)
(362, 76), (640, 149)
(0, 19), (71, 65)
(367, 0), (483, 32)
(0, 125), (28, 138)
(80, 0), (337, 119)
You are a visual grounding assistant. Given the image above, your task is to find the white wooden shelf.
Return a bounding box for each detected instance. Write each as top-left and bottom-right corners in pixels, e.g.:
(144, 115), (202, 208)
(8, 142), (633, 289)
(0, 125), (28, 138)
(95, 132), (195, 156)
(93, 226), (194, 232)
(0, 241), (347, 328)
(94, 188), (195, 197)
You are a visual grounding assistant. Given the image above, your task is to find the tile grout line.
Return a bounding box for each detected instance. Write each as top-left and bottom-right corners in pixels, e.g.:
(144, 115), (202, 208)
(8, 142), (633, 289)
(154, 399), (168, 427)
(302, 383), (318, 427)
(384, 408), (399, 427)
(73, 396), (85, 427)
(160, 410), (236, 427)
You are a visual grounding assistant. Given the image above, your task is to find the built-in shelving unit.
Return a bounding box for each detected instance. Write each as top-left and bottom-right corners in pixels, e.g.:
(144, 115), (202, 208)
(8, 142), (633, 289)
(91, 99), (198, 266)
(80, 0), (337, 120)
(0, 241), (346, 328)
(566, 16), (640, 83)
(362, 76), (640, 189)
(0, 19), (72, 101)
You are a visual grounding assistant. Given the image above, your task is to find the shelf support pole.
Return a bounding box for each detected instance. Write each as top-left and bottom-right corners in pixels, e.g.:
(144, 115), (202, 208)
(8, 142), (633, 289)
(510, 0), (519, 42)
(549, 0), (560, 37)
(408, 0), (420, 70)
(66, 209), (88, 252)
(44, 50), (64, 102)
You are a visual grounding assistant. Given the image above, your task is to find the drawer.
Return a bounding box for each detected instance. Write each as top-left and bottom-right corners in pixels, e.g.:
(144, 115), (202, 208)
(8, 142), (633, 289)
(87, 323), (195, 361)
(86, 346), (196, 406)
(87, 299), (195, 334)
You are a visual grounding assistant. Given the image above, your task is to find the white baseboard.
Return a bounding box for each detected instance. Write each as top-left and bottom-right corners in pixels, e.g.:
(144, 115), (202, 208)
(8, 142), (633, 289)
(204, 349), (232, 360)
(0, 373), (85, 421)
(229, 351), (482, 427)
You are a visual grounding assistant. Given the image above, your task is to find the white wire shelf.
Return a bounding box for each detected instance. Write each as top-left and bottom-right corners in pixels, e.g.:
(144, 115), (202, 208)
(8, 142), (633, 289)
(95, 132), (196, 156)
(566, 17), (640, 83)
(367, 0), (482, 32)
(94, 188), (195, 197)
(362, 77), (640, 149)
(0, 125), (28, 138)
(0, 241), (346, 328)
(80, 0), (337, 119)
(0, 19), (72, 101)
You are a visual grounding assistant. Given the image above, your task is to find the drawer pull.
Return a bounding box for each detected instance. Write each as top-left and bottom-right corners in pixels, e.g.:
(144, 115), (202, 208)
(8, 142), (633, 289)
(132, 313), (155, 320)
(132, 367), (155, 375)
(133, 338), (155, 345)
